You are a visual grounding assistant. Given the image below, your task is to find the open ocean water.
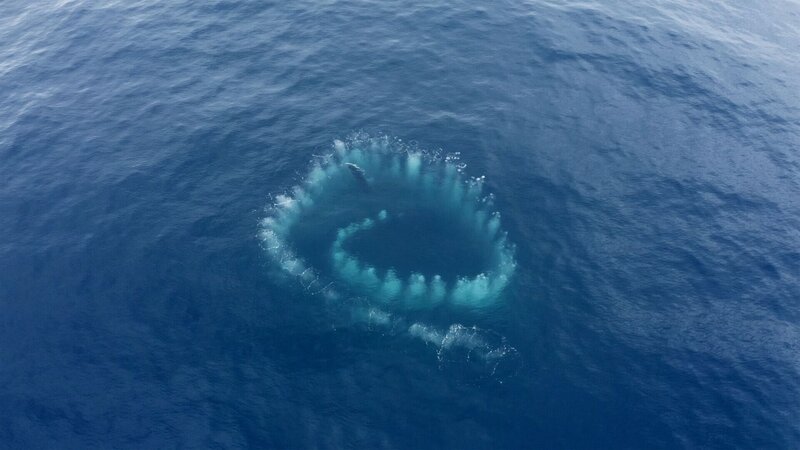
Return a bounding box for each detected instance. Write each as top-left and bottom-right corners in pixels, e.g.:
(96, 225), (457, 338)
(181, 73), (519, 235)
(2, 0), (800, 448)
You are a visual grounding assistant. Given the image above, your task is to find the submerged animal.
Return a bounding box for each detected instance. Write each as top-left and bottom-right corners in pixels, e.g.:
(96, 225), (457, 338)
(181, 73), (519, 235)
(345, 162), (370, 190)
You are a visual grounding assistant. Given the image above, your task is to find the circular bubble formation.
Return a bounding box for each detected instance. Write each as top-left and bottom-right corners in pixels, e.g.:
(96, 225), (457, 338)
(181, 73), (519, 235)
(260, 137), (516, 309)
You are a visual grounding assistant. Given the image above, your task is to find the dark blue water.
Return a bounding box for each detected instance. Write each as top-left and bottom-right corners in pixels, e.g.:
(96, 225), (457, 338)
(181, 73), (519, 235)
(2, 0), (800, 448)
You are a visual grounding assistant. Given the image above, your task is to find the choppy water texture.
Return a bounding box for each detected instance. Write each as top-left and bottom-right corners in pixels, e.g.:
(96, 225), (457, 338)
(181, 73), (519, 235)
(1, 0), (800, 448)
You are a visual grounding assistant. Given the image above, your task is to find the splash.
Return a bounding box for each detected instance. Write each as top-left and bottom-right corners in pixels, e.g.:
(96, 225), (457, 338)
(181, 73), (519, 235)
(355, 308), (522, 381)
(259, 135), (518, 374)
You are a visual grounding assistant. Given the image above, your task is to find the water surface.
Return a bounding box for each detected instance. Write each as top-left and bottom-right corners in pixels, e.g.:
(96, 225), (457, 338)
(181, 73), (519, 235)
(1, 0), (799, 448)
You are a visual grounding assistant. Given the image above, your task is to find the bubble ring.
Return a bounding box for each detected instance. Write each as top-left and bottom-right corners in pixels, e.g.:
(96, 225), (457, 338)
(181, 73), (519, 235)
(259, 135), (516, 310)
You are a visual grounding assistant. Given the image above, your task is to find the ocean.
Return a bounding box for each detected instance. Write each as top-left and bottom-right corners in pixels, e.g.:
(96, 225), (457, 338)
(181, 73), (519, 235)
(1, 0), (799, 448)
